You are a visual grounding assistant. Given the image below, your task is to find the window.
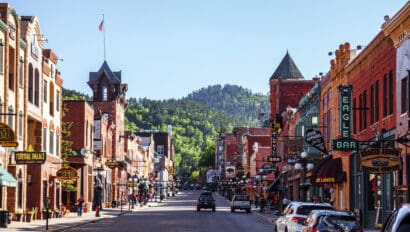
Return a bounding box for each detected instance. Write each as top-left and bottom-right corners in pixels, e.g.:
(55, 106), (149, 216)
(102, 86), (108, 101)
(370, 85), (374, 125)
(375, 80), (380, 121)
(35, 69), (40, 106)
(56, 134), (60, 157)
(401, 78), (407, 114)
(18, 111), (23, 138)
(43, 128), (47, 152)
(383, 74), (388, 117)
(7, 106), (13, 127)
(353, 99), (357, 134)
(28, 64), (33, 103)
(19, 58), (23, 88)
(49, 131), (54, 154)
(0, 42), (3, 73)
(43, 80), (47, 103)
(363, 90), (367, 129)
(359, 94), (363, 131)
(157, 145), (164, 156)
(389, 70), (394, 115)
(56, 90), (60, 112)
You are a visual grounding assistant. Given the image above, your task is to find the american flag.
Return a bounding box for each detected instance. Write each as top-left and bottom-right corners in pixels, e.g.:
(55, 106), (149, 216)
(98, 19), (104, 32)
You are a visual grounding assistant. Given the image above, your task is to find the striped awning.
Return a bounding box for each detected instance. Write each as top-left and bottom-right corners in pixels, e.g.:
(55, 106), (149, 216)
(0, 167), (17, 187)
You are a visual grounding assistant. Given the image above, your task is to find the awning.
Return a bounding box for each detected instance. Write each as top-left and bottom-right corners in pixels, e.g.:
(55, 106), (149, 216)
(315, 158), (346, 184)
(0, 167), (17, 187)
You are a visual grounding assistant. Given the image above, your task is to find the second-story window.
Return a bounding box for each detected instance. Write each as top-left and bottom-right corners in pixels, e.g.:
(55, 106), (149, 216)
(56, 90), (60, 112)
(102, 86), (108, 101)
(43, 80), (47, 103)
(0, 41), (3, 73)
(389, 70), (394, 115)
(402, 78), (408, 114)
(19, 58), (23, 88)
(49, 131), (54, 155)
(157, 145), (164, 156)
(7, 106), (13, 128)
(383, 74), (388, 117)
(43, 128), (47, 152)
(56, 134), (60, 157)
(18, 111), (23, 139)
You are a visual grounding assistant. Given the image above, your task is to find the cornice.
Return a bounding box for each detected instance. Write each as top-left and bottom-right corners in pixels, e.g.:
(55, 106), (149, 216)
(382, 1), (410, 47)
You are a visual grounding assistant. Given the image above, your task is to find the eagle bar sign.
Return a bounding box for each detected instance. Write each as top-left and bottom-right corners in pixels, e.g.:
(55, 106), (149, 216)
(332, 85), (359, 152)
(15, 151), (46, 164)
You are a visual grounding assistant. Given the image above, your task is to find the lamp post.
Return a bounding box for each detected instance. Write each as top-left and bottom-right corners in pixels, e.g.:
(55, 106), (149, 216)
(93, 162), (105, 217)
(294, 151), (314, 201)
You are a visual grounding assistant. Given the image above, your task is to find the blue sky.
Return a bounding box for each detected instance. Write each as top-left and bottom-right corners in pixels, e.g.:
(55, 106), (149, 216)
(8, 0), (409, 100)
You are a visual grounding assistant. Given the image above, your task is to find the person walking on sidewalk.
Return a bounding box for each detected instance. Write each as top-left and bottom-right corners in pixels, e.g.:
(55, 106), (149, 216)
(77, 195), (85, 216)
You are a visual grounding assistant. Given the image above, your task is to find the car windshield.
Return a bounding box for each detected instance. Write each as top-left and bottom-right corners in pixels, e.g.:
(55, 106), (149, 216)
(296, 205), (334, 215)
(234, 196), (250, 201)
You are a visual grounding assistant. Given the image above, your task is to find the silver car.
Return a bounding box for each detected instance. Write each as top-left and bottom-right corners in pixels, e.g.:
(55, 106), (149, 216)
(274, 201), (334, 232)
(381, 203), (410, 232)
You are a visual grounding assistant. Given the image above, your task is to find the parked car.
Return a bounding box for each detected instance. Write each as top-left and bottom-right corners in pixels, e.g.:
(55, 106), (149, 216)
(381, 203), (410, 232)
(197, 194), (215, 212)
(274, 201), (334, 232)
(231, 194), (251, 213)
(301, 209), (361, 232)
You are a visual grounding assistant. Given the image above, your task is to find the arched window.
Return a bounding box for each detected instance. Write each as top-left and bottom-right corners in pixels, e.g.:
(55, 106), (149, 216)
(34, 69), (40, 106)
(102, 86), (108, 101)
(28, 64), (34, 103)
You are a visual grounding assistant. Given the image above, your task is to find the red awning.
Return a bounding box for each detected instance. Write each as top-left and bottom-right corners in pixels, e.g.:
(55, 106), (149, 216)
(315, 158), (346, 184)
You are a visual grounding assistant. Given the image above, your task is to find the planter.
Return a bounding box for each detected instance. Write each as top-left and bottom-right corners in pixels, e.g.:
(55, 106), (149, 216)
(14, 214), (23, 222)
(42, 211), (53, 219)
(25, 213), (34, 222)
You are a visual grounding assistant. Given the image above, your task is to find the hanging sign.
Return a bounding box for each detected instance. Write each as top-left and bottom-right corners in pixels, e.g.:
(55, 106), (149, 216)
(15, 144), (46, 164)
(332, 85), (359, 152)
(56, 166), (77, 181)
(0, 122), (18, 147)
(305, 129), (327, 153)
(106, 160), (119, 169)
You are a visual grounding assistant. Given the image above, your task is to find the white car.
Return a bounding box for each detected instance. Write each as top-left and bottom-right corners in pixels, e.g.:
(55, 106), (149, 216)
(274, 201), (334, 232)
(230, 195), (251, 213)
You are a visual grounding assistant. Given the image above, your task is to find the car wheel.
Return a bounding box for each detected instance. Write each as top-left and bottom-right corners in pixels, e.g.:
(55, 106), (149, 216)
(197, 207), (200, 211)
(284, 227), (288, 232)
(246, 209), (251, 213)
(212, 207), (215, 212)
(231, 208), (234, 212)
(273, 225), (277, 232)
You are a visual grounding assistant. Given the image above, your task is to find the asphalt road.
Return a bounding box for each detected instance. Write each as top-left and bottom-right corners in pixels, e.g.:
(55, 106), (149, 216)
(62, 190), (274, 232)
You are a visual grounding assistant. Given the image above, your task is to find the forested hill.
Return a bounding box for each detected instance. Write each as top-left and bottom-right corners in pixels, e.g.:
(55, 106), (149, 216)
(63, 84), (269, 178)
(185, 84), (270, 127)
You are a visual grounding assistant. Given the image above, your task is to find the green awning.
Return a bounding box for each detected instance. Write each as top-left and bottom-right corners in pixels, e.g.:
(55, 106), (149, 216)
(0, 167), (17, 187)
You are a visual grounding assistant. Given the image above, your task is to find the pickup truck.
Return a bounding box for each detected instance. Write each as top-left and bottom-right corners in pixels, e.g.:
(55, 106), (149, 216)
(231, 195), (251, 213)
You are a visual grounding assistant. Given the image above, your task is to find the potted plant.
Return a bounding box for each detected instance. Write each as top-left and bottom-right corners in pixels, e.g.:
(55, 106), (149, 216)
(53, 209), (61, 218)
(14, 210), (23, 221)
(25, 211), (35, 222)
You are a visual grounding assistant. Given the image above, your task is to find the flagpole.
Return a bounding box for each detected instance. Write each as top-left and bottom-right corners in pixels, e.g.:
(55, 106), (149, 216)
(102, 14), (106, 61)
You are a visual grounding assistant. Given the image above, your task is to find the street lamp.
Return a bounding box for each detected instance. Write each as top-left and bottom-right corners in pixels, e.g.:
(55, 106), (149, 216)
(93, 161), (105, 217)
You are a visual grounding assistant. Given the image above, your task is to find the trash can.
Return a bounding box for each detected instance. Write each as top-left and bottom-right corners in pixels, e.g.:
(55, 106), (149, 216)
(0, 210), (9, 228)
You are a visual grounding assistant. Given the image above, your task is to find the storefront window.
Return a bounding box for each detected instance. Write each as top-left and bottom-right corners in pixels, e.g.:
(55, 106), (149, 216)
(368, 174), (381, 210)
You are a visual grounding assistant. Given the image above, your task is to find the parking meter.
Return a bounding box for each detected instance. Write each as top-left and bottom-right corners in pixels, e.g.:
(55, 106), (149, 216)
(44, 197), (50, 210)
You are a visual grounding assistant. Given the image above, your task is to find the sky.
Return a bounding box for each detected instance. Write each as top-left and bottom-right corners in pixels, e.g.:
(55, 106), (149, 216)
(7, 0), (409, 100)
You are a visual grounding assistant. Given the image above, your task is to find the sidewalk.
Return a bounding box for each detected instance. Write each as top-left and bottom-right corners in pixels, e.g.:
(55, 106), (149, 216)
(1, 202), (157, 232)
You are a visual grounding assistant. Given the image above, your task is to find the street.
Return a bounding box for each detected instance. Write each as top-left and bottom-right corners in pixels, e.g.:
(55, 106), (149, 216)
(61, 190), (274, 232)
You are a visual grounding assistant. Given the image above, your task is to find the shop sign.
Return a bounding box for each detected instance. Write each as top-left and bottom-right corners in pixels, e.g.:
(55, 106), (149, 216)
(315, 177), (336, 183)
(285, 137), (304, 152)
(0, 122), (18, 147)
(359, 148), (402, 173)
(15, 151), (46, 164)
(106, 160), (119, 169)
(305, 129), (327, 153)
(56, 166), (77, 181)
(332, 85), (360, 152)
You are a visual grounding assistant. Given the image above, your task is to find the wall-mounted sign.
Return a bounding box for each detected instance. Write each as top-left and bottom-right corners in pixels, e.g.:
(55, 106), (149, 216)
(305, 129), (327, 153)
(106, 160), (119, 169)
(285, 137), (304, 152)
(268, 155), (281, 163)
(15, 151), (46, 164)
(225, 165), (236, 178)
(0, 123), (18, 147)
(332, 85), (359, 152)
(360, 147), (402, 173)
(56, 166), (78, 182)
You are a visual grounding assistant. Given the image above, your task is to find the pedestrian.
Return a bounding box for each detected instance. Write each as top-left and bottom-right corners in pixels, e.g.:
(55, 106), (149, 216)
(76, 195), (85, 216)
(282, 196), (290, 211)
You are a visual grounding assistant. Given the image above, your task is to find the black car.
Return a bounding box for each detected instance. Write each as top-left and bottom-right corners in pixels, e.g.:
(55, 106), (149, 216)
(197, 194), (215, 212)
(381, 203), (410, 232)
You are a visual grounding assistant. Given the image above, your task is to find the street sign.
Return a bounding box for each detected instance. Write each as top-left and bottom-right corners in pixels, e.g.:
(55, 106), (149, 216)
(268, 156), (281, 163)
